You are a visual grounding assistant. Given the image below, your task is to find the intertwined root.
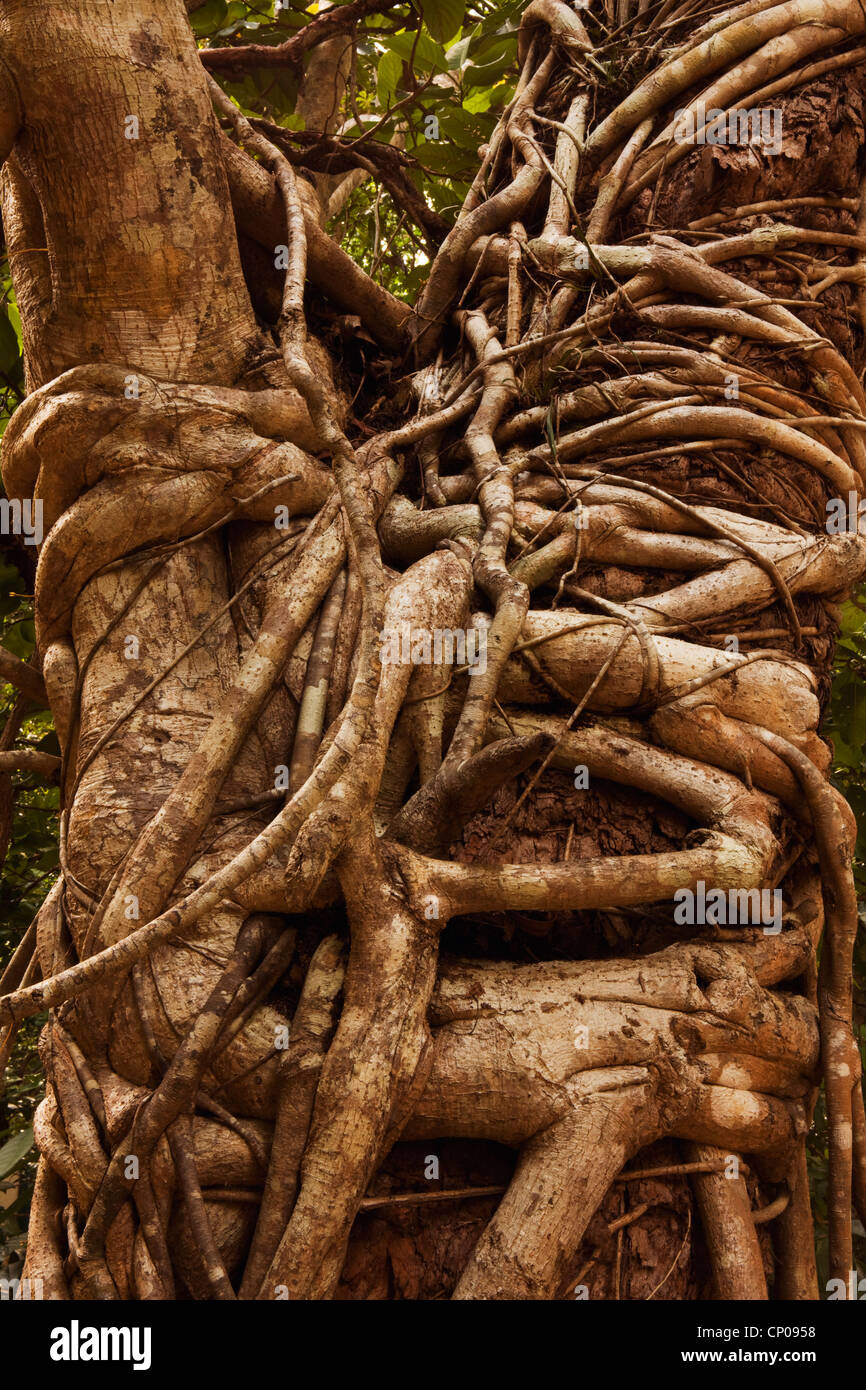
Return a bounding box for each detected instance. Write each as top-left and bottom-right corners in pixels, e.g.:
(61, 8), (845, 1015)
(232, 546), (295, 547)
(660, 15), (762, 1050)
(3, 0), (866, 1299)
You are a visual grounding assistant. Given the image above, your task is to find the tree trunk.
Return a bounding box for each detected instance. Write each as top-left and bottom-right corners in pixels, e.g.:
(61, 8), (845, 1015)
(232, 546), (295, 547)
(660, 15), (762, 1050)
(1, 0), (864, 1300)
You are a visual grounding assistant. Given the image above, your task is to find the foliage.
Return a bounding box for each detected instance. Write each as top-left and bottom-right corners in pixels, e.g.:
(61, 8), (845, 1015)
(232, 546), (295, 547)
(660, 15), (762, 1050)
(812, 597), (866, 1282)
(828, 599), (866, 890)
(0, 254), (48, 1273)
(194, 1), (526, 296)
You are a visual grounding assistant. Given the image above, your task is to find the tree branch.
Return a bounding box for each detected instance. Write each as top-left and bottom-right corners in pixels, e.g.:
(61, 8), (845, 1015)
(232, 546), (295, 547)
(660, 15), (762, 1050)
(219, 130), (411, 351)
(0, 749), (60, 779)
(252, 120), (452, 246)
(0, 647), (47, 705)
(199, 1), (407, 76)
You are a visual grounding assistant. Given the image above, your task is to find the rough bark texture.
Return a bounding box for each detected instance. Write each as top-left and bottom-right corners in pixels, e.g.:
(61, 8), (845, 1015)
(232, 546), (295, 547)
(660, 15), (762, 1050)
(1, 0), (865, 1300)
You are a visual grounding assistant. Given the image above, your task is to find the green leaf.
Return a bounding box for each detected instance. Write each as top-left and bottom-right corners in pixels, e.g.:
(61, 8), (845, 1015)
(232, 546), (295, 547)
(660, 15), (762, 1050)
(0, 1126), (34, 1181)
(6, 294), (22, 350)
(446, 33), (474, 70)
(471, 31), (514, 63)
(464, 51), (514, 88)
(377, 49), (402, 108)
(833, 738), (859, 770)
(851, 696), (866, 751)
(387, 31), (448, 73)
(190, 0), (228, 35)
(463, 85), (504, 114)
(418, 0), (465, 45)
(840, 600), (866, 638)
(2, 619), (36, 660)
